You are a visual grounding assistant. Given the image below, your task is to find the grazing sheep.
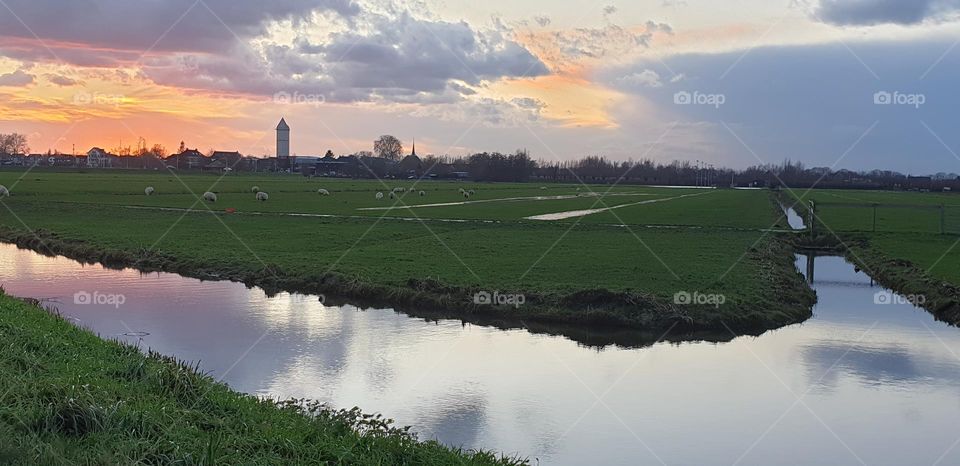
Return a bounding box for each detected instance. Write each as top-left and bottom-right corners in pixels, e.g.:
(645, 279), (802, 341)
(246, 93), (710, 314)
(203, 191), (217, 202)
(251, 186), (260, 193)
(458, 188), (466, 194)
(463, 192), (470, 199)
(0, 185), (8, 197)
(393, 187), (404, 193)
(376, 192), (384, 200)
(419, 190), (426, 196)
(317, 188), (330, 196)
(540, 186), (547, 190)
(389, 192), (396, 199)
(468, 189), (475, 195)
(256, 191), (268, 201)
(144, 186), (155, 196)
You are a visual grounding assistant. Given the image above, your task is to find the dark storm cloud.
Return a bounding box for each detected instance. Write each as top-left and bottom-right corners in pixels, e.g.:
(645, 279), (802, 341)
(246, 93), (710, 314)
(815, 0), (960, 26)
(607, 37), (960, 173)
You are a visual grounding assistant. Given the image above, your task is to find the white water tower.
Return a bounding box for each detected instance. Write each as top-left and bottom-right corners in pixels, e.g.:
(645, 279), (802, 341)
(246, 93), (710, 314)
(276, 118), (290, 160)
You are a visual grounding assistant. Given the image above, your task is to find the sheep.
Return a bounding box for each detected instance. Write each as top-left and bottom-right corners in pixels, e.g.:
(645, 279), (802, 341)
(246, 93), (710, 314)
(251, 186), (260, 193)
(393, 187), (404, 193)
(468, 189), (475, 195)
(144, 186), (155, 196)
(0, 185), (8, 197)
(540, 186), (547, 190)
(376, 192), (384, 200)
(419, 190), (426, 196)
(203, 191), (217, 202)
(458, 188), (466, 194)
(317, 188), (330, 196)
(463, 192), (471, 199)
(389, 192), (396, 199)
(256, 191), (269, 201)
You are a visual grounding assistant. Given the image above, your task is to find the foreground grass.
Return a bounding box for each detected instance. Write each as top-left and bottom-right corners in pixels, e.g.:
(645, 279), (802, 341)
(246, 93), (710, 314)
(0, 293), (524, 465)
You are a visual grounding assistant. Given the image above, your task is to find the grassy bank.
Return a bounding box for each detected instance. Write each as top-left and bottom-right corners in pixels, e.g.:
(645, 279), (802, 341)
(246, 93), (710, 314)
(842, 234), (960, 325)
(0, 292), (523, 465)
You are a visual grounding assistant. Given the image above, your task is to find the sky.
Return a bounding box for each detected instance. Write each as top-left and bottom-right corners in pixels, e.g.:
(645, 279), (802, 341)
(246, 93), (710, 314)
(0, 0), (958, 174)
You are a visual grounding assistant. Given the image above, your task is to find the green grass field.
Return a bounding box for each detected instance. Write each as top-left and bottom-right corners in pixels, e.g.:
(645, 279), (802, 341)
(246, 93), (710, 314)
(0, 171), (771, 227)
(0, 170), (813, 334)
(0, 293), (521, 465)
(787, 188), (960, 234)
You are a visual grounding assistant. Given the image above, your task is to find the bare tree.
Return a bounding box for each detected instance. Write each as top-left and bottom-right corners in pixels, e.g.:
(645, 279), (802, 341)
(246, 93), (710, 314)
(373, 135), (403, 161)
(0, 133), (29, 155)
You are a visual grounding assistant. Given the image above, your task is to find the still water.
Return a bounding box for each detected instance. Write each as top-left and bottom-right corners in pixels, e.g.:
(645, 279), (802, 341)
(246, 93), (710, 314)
(3, 243), (960, 465)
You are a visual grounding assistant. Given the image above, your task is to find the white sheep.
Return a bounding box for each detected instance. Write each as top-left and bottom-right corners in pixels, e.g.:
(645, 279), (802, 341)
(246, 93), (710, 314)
(468, 189), (475, 195)
(389, 192), (396, 199)
(419, 190), (426, 196)
(0, 185), (8, 197)
(540, 186), (547, 190)
(458, 188), (465, 194)
(256, 191), (269, 201)
(463, 192), (471, 199)
(203, 191), (217, 202)
(376, 192), (384, 200)
(318, 188), (330, 196)
(144, 186), (155, 196)
(393, 187), (404, 193)
(251, 186), (260, 193)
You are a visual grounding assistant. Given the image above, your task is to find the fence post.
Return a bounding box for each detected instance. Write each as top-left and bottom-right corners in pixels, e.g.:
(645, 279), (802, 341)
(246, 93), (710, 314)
(808, 200), (815, 238)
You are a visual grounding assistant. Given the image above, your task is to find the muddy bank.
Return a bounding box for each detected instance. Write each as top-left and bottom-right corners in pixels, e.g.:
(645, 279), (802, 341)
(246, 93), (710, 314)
(0, 226), (815, 347)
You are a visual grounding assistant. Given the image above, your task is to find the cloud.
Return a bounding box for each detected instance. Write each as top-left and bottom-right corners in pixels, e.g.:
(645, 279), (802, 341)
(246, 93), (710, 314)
(142, 10), (548, 104)
(617, 69), (664, 87)
(0, 0), (359, 58)
(45, 74), (79, 86)
(0, 69), (34, 86)
(814, 0), (960, 26)
(0, 1), (547, 106)
(520, 20), (672, 74)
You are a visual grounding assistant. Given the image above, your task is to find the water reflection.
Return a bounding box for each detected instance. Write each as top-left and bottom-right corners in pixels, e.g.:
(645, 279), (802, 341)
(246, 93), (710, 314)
(3, 244), (960, 465)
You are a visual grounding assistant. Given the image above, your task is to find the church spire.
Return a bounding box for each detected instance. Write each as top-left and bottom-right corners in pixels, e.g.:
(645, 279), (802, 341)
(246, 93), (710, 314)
(411, 138), (416, 157)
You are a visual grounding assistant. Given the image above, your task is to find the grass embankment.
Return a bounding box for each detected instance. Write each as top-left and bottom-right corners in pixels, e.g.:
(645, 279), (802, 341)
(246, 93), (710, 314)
(0, 292), (523, 465)
(841, 234), (960, 325)
(0, 172), (815, 339)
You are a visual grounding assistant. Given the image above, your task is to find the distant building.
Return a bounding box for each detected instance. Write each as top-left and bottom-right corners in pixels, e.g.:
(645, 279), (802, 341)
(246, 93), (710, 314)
(209, 151), (242, 171)
(907, 175), (932, 191)
(86, 147), (115, 168)
(277, 118), (290, 171)
(166, 148), (206, 170)
(397, 140), (422, 178)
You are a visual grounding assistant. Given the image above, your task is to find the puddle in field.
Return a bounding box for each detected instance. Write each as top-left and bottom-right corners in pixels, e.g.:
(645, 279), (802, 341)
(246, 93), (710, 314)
(355, 192), (658, 211)
(525, 190), (714, 221)
(5, 244), (960, 465)
(781, 204), (807, 230)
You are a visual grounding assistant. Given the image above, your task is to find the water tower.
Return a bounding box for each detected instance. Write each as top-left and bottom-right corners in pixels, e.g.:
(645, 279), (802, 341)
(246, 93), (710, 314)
(276, 118), (290, 170)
